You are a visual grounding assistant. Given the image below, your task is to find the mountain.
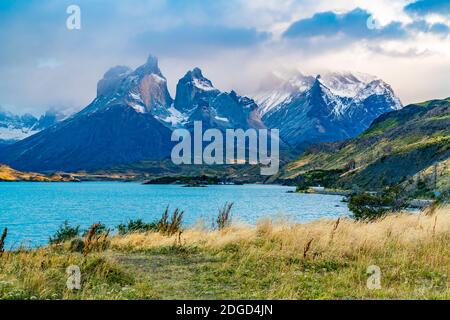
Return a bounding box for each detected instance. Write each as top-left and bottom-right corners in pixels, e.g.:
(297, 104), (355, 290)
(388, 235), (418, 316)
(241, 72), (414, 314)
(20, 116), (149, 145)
(0, 56), (175, 172)
(276, 98), (450, 196)
(174, 68), (265, 130)
(82, 55), (177, 124)
(256, 72), (402, 148)
(34, 109), (66, 130)
(0, 55), (406, 174)
(0, 108), (63, 145)
(0, 55), (265, 172)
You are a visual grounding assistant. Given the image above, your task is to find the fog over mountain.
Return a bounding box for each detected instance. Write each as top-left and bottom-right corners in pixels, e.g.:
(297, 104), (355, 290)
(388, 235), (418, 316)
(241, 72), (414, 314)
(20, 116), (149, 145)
(0, 0), (449, 115)
(0, 54), (403, 172)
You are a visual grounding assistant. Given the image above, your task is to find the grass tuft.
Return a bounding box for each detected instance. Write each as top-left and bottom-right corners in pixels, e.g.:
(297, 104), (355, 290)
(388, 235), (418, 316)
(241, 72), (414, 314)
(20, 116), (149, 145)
(213, 202), (234, 231)
(157, 207), (184, 236)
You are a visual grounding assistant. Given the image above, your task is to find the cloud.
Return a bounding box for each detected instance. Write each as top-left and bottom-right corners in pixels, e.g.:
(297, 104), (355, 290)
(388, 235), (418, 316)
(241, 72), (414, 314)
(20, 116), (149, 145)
(133, 25), (270, 56)
(283, 8), (406, 40)
(408, 20), (450, 34)
(366, 45), (434, 58)
(37, 58), (64, 69)
(405, 0), (450, 16)
(0, 0), (449, 113)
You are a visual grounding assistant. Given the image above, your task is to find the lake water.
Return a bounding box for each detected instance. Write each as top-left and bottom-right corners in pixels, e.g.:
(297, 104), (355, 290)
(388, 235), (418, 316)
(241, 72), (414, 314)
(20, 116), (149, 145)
(0, 182), (350, 247)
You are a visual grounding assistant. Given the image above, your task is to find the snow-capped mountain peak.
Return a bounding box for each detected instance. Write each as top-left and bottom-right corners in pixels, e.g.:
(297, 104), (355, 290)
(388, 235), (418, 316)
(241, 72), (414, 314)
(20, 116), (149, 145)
(257, 70), (403, 147)
(353, 79), (402, 110)
(174, 68), (220, 114)
(319, 72), (377, 98)
(255, 72), (315, 117)
(0, 107), (64, 144)
(85, 54), (173, 116)
(185, 67), (218, 92)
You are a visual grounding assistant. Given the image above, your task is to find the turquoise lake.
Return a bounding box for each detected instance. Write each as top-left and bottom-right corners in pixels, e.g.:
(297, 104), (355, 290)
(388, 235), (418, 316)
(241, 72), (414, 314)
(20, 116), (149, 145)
(0, 182), (350, 247)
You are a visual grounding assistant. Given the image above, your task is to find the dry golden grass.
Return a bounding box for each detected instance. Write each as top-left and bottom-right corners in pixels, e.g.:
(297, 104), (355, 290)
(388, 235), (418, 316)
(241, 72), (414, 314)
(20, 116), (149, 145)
(112, 206), (450, 256)
(108, 205), (450, 299)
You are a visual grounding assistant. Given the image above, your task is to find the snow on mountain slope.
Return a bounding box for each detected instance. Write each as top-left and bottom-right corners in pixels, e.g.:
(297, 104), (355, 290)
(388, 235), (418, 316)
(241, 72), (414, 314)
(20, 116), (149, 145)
(320, 72), (377, 97)
(256, 71), (403, 147)
(174, 68), (264, 130)
(0, 55), (266, 172)
(255, 73), (315, 117)
(0, 126), (38, 142)
(0, 107), (64, 143)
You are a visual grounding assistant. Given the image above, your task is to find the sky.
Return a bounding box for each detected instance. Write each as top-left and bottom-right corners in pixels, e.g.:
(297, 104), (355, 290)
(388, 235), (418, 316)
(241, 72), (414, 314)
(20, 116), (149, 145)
(1, 0), (449, 115)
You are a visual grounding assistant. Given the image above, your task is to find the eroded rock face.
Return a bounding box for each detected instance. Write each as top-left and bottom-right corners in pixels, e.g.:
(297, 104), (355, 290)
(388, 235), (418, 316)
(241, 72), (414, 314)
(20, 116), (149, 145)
(175, 68), (265, 131)
(174, 67), (220, 114)
(96, 65), (132, 97)
(0, 55), (177, 172)
(90, 55), (173, 116)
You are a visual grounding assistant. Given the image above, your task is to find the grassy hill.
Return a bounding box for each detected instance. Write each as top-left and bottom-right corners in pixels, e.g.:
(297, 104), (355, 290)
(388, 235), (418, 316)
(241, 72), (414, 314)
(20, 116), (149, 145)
(0, 164), (78, 182)
(276, 98), (450, 196)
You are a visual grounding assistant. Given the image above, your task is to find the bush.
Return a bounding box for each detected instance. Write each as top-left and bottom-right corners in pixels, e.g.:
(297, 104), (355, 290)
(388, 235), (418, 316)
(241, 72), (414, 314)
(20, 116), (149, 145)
(348, 193), (390, 221)
(348, 186), (407, 221)
(117, 219), (157, 235)
(68, 238), (85, 253)
(49, 221), (80, 244)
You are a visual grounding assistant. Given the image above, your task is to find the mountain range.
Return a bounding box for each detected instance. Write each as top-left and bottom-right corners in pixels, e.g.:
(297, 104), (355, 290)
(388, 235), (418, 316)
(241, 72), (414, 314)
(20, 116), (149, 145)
(256, 72), (402, 148)
(0, 54), (403, 172)
(276, 98), (449, 197)
(0, 108), (64, 145)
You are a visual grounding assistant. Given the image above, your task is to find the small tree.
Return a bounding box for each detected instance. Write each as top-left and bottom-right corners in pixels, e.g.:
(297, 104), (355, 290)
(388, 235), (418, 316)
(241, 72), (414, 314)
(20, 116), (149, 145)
(49, 221), (80, 244)
(345, 159), (356, 171)
(348, 185), (407, 221)
(117, 219), (157, 235)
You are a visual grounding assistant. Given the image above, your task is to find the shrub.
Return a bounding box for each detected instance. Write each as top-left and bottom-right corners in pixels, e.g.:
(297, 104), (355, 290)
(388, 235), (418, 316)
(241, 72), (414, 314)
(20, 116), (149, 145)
(349, 186), (407, 221)
(49, 221), (80, 244)
(117, 219), (157, 235)
(157, 207), (184, 236)
(68, 238), (85, 253)
(348, 193), (390, 221)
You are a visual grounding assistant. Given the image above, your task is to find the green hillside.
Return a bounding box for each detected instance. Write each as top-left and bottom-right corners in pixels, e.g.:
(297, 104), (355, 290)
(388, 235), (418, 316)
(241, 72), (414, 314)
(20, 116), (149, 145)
(277, 98), (450, 196)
